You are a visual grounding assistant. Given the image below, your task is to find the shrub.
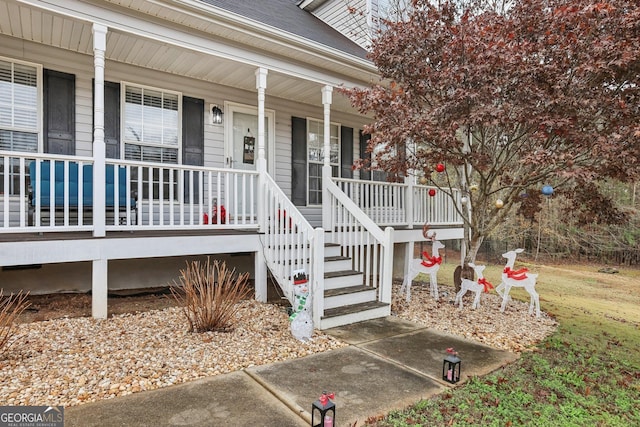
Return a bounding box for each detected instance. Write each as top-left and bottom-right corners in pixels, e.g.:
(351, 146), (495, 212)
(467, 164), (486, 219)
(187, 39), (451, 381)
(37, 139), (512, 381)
(171, 258), (251, 332)
(0, 290), (30, 355)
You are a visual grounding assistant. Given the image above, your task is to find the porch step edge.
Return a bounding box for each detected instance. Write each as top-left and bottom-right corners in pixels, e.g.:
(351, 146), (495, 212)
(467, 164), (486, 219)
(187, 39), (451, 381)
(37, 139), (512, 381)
(324, 285), (373, 298)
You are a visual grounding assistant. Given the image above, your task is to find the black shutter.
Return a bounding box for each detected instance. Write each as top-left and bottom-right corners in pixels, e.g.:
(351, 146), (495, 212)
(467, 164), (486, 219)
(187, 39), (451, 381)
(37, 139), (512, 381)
(182, 96), (204, 166)
(359, 130), (371, 181)
(341, 126), (353, 179)
(44, 69), (75, 155)
(104, 81), (121, 159)
(291, 116), (307, 206)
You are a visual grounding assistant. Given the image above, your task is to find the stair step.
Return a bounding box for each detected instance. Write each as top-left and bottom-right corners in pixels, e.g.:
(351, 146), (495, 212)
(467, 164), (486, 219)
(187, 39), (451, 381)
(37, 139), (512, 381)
(319, 301), (390, 329)
(324, 243), (341, 257)
(324, 255), (352, 272)
(324, 285), (372, 298)
(324, 270), (363, 289)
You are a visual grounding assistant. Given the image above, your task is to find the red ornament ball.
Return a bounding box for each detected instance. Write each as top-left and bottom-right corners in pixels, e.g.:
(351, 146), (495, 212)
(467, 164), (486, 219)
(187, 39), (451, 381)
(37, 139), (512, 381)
(428, 189), (436, 197)
(436, 163), (445, 173)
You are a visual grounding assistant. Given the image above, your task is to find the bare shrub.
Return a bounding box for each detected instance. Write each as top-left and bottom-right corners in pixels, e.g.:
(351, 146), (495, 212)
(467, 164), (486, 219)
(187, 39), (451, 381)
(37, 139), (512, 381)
(171, 258), (251, 333)
(0, 290), (30, 355)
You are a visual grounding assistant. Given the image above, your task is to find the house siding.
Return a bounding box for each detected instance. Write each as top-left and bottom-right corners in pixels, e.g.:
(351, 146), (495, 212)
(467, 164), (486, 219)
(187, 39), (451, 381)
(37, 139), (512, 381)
(312, 0), (372, 49)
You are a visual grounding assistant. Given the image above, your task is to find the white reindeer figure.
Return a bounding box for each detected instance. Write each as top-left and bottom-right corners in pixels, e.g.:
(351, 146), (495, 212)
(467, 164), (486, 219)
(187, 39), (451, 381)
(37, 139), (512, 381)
(400, 240), (445, 301)
(454, 263), (494, 309)
(495, 248), (541, 317)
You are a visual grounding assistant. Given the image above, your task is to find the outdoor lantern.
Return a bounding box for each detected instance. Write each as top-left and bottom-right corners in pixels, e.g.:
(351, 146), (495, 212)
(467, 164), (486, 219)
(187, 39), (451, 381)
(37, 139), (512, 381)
(211, 104), (223, 124)
(312, 391), (335, 427)
(442, 348), (461, 384)
(541, 185), (554, 196)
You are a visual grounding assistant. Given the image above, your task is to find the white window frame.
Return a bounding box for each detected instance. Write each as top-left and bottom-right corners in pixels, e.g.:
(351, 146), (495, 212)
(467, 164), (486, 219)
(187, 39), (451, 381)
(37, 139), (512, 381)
(306, 117), (341, 206)
(0, 56), (43, 153)
(120, 81), (182, 164)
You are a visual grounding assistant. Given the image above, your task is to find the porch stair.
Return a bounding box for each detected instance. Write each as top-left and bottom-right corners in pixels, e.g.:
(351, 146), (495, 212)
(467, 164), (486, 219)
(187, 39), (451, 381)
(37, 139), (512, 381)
(319, 243), (390, 330)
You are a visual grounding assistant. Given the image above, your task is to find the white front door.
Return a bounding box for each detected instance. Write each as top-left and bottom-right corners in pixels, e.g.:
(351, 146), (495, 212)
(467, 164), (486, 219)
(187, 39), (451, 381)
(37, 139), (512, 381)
(224, 103), (275, 216)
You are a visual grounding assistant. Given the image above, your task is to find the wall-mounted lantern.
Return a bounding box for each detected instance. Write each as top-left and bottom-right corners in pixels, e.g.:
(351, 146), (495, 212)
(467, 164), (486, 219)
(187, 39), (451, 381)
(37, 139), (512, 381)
(211, 104), (223, 125)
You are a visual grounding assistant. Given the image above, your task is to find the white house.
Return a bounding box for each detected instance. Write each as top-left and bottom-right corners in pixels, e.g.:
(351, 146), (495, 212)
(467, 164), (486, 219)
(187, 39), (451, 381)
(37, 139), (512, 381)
(0, 0), (463, 329)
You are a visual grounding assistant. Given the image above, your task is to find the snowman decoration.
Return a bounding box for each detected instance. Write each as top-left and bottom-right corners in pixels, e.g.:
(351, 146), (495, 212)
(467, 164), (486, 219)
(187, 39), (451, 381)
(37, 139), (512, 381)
(289, 269), (313, 342)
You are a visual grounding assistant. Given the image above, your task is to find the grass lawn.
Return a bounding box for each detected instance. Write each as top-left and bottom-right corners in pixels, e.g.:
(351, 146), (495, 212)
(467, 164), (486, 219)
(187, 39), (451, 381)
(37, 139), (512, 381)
(368, 261), (640, 426)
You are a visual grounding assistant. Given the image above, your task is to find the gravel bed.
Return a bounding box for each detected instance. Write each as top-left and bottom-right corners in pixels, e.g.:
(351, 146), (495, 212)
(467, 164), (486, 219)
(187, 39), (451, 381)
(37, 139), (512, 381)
(392, 282), (558, 352)
(1, 284), (557, 408)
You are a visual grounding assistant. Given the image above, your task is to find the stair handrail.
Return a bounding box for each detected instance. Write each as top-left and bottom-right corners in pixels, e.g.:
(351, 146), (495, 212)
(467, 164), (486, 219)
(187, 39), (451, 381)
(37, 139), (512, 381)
(325, 177), (394, 305)
(260, 173), (320, 310)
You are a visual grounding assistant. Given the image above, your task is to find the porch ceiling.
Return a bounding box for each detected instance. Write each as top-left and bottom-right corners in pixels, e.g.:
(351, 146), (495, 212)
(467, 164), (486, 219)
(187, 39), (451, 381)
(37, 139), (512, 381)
(0, 0), (373, 114)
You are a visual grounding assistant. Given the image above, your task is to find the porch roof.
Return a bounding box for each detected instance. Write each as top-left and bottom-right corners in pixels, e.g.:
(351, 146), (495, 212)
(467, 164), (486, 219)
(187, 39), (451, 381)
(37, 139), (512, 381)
(3, 0), (379, 115)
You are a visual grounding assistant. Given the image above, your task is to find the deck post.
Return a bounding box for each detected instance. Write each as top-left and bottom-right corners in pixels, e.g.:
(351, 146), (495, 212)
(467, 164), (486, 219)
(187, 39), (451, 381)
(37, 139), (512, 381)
(380, 227), (395, 304)
(92, 258), (108, 319)
(254, 248), (267, 302)
(312, 227), (325, 327)
(92, 23), (107, 237)
(405, 175), (415, 227)
(321, 86), (332, 231)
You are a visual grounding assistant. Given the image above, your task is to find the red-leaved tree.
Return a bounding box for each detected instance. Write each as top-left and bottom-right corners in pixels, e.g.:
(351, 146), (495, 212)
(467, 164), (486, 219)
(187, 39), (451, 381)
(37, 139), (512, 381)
(342, 0), (640, 264)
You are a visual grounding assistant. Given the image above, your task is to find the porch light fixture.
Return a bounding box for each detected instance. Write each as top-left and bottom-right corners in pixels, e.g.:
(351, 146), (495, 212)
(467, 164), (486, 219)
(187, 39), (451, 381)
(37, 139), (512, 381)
(211, 104), (223, 125)
(311, 391), (335, 427)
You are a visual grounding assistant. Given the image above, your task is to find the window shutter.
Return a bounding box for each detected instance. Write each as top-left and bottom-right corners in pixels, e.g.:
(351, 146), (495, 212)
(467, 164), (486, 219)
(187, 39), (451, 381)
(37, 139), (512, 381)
(291, 116), (307, 206)
(341, 126), (353, 179)
(104, 81), (121, 159)
(182, 96), (204, 166)
(359, 130), (371, 181)
(44, 69), (75, 155)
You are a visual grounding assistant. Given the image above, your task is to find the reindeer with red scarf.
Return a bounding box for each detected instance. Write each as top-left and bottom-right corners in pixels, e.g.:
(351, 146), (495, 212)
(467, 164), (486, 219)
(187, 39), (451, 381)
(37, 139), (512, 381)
(400, 239), (445, 301)
(454, 263), (494, 310)
(495, 248), (541, 317)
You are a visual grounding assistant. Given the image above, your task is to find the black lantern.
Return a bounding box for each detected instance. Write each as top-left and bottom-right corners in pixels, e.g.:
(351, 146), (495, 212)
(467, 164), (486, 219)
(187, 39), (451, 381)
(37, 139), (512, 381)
(442, 348), (461, 384)
(311, 391), (335, 427)
(211, 104), (223, 124)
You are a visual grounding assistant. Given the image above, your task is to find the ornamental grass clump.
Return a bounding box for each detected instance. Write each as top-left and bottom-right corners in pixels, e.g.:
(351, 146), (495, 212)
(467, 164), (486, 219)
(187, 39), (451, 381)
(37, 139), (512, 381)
(171, 258), (251, 333)
(0, 290), (30, 355)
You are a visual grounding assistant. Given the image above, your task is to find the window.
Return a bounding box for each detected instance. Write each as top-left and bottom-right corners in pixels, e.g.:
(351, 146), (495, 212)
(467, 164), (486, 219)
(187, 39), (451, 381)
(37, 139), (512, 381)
(307, 118), (340, 205)
(0, 58), (40, 194)
(122, 84), (180, 164)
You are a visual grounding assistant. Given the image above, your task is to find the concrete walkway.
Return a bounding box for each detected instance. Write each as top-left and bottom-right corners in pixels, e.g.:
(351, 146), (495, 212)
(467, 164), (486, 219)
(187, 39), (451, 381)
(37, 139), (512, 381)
(65, 317), (517, 427)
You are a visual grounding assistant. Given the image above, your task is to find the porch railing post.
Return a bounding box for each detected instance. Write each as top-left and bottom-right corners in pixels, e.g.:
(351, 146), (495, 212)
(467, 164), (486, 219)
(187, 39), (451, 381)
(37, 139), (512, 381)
(405, 175), (414, 228)
(92, 23), (107, 237)
(380, 226), (394, 304)
(312, 227), (325, 327)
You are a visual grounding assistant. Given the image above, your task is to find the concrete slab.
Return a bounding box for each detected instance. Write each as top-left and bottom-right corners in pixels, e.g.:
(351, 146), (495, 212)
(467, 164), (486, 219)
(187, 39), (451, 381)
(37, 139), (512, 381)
(324, 316), (424, 345)
(64, 371), (307, 427)
(361, 329), (519, 383)
(248, 346), (444, 427)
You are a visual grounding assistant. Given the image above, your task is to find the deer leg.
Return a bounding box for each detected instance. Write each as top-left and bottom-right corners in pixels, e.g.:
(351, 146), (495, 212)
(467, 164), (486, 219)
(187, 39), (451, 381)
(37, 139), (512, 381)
(430, 273), (439, 301)
(455, 288), (465, 308)
(500, 285), (511, 312)
(472, 290), (481, 309)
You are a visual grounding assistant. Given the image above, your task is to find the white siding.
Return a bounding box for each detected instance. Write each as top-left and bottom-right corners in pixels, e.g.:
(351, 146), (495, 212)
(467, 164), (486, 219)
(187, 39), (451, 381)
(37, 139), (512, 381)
(313, 0), (372, 49)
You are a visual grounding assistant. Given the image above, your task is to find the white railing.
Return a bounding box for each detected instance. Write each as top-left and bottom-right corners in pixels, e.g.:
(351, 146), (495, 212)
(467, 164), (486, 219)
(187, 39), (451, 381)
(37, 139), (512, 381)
(334, 177), (464, 228)
(413, 184), (464, 226)
(260, 173), (321, 313)
(0, 151), (259, 233)
(326, 177), (394, 305)
(334, 177), (406, 226)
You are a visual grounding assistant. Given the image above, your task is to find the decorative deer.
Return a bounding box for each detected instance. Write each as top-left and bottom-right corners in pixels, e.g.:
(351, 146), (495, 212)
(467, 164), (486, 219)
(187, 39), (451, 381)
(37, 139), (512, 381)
(495, 248), (541, 317)
(400, 240), (445, 301)
(454, 263), (494, 309)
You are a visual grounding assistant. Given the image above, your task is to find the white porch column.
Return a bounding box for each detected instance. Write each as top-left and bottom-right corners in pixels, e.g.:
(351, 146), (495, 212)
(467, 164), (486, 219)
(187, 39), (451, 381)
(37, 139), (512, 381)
(255, 67), (268, 170)
(256, 68), (268, 235)
(92, 23), (107, 238)
(321, 85), (333, 230)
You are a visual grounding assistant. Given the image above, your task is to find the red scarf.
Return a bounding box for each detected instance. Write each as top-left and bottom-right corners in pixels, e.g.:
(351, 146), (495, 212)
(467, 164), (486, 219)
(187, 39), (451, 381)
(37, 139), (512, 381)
(478, 278), (494, 293)
(421, 251), (442, 268)
(504, 266), (529, 280)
